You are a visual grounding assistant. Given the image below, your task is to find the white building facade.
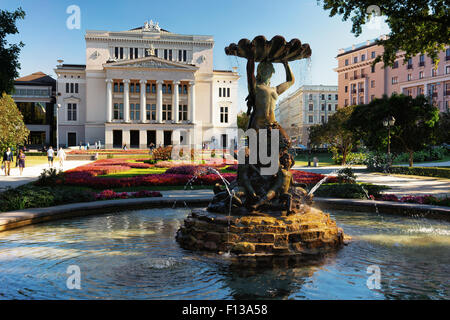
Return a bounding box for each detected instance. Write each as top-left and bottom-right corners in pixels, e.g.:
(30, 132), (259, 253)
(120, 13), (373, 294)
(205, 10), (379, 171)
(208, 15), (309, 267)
(55, 21), (239, 149)
(276, 85), (338, 146)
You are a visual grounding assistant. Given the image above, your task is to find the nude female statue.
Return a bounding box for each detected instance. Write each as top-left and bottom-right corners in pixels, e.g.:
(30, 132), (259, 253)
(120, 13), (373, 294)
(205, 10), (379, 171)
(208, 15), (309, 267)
(246, 59), (295, 130)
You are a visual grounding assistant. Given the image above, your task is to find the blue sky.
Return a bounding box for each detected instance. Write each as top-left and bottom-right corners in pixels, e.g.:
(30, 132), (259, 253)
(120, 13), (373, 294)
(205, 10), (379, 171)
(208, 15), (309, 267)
(4, 0), (389, 111)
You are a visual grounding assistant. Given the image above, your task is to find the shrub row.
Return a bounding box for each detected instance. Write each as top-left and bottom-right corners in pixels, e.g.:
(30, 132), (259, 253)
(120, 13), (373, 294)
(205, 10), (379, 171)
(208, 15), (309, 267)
(390, 166), (450, 179)
(313, 183), (389, 199)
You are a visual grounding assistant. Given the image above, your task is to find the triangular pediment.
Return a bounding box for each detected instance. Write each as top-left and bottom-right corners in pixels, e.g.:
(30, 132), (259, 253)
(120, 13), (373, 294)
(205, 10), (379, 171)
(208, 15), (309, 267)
(104, 56), (198, 71)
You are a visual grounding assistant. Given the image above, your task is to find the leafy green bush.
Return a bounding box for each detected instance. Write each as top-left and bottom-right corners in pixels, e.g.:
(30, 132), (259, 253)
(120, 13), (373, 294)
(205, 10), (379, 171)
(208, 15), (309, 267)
(0, 185), (95, 212)
(394, 147), (448, 163)
(336, 167), (356, 183)
(390, 166), (450, 179)
(364, 151), (391, 172)
(36, 168), (63, 186)
(333, 152), (367, 165)
(313, 183), (389, 199)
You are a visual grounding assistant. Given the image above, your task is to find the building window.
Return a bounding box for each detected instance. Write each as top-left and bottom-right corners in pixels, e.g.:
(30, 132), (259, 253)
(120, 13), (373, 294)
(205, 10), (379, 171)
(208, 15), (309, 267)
(393, 61), (399, 69)
(371, 51), (376, 59)
(169, 50), (173, 61)
(167, 84), (172, 94)
(119, 83), (124, 93)
(335, 104), (338, 110)
(146, 104), (156, 121)
(371, 65), (376, 73)
(407, 58), (413, 69)
(345, 59), (349, 66)
(418, 87), (424, 95)
(335, 94), (338, 100)
(321, 94), (325, 100)
(115, 47), (119, 59)
(371, 80), (375, 88)
(309, 104), (313, 111)
(353, 56), (358, 63)
(344, 99), (348, 106)
(361, 54), (365, 61)
(392, 77), (398, 84)
(344, 73), (348, 79)
(321, 104), (325, 111)
(162, 104), (172, 121)
(446, 65), (450, 74)
(321, 115), (325, 123)
(130, 103), (140, 121)
(114, 82), (119, 92)
(179, 84), (188, 95)
(408, 74), (412, 81)
(135, 48), (138, 59)
(419, 71), (424, 79)
(70, 83), (74, 93)
(308, 115), (313, 123)
(66, 83), (69, 93)
(309, 94), (313, 100)
(220, 106), (228, 123)
(328, 94), (331, 100)
(179, 105), (188, 121)
(67, 103), (77, 121)
(419, 54), (425, 67)
(130, 83), (135, 93)
(162, 84), (167, 94)
(164, 49), (168, 60)
(130, 48), (134, 59)
(120, 47), (123, 59)
(432, 68), (437, 77)
(328, 104), (332, 111)
(345, 86), (348, 93)
(113, 103), (124, 120)
(183, 50), (187, 62)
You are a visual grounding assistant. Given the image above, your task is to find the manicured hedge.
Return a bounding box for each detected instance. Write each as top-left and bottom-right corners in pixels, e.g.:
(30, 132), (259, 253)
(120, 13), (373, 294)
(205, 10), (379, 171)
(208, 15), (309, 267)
(313, 183), (389, 199)
(390, 166), (450, 179)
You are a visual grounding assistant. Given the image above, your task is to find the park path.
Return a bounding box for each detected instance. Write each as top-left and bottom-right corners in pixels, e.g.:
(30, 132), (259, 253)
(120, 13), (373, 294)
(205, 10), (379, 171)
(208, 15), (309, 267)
(0, 161), (92, 191)
(295, 165), (450, 198)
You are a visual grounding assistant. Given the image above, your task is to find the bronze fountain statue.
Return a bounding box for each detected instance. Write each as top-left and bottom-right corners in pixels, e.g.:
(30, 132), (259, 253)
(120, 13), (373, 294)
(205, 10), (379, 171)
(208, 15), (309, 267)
(177, 36), (345, 258)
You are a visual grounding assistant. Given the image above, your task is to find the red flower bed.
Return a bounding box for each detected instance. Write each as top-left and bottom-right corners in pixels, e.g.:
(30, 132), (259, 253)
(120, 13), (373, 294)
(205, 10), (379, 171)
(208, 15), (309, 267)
(95, 189), (162, 200)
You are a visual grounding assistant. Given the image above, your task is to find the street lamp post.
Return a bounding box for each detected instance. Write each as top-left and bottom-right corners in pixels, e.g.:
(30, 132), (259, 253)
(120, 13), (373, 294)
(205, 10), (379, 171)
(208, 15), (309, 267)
(55, 103), (61, 149)
(383, 116), (396, 167)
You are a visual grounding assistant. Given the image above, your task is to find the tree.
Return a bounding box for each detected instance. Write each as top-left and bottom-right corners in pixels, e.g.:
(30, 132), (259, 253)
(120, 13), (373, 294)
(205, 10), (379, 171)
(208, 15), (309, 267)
(0, 7), (26, 94)
(435, 110), (450, 144)
(309, 105), (358, 165)
(237, 111), (250, 130)
(0, 93), (29, 150)
(320, 0), (450, 66)
(348, 94), (440, 167)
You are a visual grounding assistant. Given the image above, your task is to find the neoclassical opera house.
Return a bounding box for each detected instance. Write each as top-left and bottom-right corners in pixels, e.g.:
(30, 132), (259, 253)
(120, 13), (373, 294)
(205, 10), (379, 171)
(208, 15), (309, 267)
(55, 20), (239, 149)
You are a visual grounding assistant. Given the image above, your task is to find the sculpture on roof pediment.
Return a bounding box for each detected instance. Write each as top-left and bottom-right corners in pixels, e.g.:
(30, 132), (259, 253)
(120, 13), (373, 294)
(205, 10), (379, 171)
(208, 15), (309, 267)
(143, 20), (161, 32)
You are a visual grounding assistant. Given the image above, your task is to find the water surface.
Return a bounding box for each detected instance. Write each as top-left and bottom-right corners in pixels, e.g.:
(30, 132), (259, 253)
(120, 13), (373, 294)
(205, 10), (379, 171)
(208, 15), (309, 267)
(0, 208), (449, 299)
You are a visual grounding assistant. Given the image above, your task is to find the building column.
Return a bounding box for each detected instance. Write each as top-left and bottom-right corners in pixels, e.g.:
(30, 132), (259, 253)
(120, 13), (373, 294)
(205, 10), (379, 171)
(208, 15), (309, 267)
(173, 81), (180, 123)
(172, 129), (181, 146)
(156, 80), (163, 123)
(123, 79), (130, 123)
(123, 130), (130, 148)
(156, 130), (164, 147)
(139, 130), (147, 149)
(140, 80), (147, 123)
(106, 79), (113, 123)
(189, 81), (195, 122)
(105, 128), (113, 149)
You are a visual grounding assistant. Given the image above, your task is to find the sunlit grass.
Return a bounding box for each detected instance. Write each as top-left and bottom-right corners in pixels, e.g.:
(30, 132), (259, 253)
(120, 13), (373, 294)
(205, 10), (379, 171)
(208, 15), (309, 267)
(100, 167), (168, 178)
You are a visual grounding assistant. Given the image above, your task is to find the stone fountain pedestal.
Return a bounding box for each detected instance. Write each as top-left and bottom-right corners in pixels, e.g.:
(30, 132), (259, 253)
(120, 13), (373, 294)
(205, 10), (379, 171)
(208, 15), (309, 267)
(176, 207), (345, 257)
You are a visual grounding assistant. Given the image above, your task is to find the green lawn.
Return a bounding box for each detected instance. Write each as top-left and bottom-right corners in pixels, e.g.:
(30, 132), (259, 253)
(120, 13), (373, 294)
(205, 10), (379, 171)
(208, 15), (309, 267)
(99, 167), (168, 178)
(294, 153), (335, 167)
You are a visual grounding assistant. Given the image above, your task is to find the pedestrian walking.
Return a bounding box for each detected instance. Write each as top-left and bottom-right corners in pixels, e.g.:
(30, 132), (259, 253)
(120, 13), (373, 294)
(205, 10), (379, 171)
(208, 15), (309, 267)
(57, 147), (66, 169)
(47, 146), (55, 168)
(2, 147), (14, 176)
(18, 149), (26, 176)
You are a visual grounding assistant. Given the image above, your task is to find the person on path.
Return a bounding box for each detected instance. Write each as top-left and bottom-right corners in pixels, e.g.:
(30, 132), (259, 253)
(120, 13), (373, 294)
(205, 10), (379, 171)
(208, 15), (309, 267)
(18, 149), (26, 176)
(2, 147), (14, 176)
(57, 147), (66, 169)
(47, 146), (55, 168)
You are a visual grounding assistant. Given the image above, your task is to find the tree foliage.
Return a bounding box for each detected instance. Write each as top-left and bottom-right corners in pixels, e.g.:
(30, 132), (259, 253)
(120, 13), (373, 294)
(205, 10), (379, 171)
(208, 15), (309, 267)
(0, 7), (25, 94)
(309, 105), (358, 165)
(435, 110), (450, 144)
(348, 94), (440, 167)
(320, 0), (450, 66)
(237, 111), (250, 131)
(0, 93), (29, 149)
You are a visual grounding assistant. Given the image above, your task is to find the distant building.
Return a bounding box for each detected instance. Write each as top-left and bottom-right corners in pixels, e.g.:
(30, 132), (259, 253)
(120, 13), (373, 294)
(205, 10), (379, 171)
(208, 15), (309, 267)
(276, 85), (338, 146)
(12, 72), (56, 147)
(336, 35), (450, 112)
(55, 21), (239, 149)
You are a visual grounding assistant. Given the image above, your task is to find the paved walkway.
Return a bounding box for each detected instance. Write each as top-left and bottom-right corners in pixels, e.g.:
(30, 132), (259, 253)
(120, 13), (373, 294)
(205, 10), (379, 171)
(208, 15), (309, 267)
(0, 161), (92, 190)
(294, 165), (449, 198)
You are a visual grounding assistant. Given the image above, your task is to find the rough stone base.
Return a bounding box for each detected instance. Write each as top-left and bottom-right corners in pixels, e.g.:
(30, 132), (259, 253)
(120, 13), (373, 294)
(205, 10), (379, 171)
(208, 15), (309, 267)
(176, 207), (345, 257)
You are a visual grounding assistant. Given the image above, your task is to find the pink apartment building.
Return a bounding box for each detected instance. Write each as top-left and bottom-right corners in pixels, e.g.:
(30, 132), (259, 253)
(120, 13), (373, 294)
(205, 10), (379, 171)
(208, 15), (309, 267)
(336, 35), (450, 112)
